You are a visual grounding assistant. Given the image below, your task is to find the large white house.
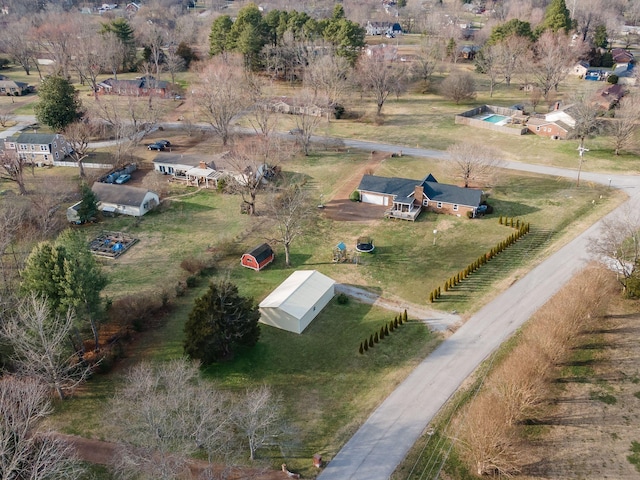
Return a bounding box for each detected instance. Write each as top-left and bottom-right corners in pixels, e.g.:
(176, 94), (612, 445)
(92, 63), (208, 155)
(91, 183), (159, 217)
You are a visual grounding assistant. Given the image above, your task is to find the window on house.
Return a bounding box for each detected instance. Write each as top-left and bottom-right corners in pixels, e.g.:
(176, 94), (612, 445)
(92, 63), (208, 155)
(53, 142), (57, 149)
(54, 152), (59, 159)
(423, 199), (429, 206)
(30, 145), (34, 150)
(453, 204), (459, 211)
(437, 202), (442, 209)
(536, 126), (540, 132)
(20, 144), (26, 150)
(44, 155), (48, 162)
(40, 145), (47, 151)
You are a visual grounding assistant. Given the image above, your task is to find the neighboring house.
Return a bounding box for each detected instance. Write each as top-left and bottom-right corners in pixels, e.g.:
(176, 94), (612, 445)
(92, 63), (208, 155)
(266, 96), (328, 117)
(241, 243), (275, 271)
(125, 2), (140, 14)
(459, 45), (480, 60)
(357, 173), (483, 221)
(544, 103), (577, 128)
(364, 44), (398, 61)
(259, 270), (335, 334)
(3, 133), (72, 166)
(91, 183), (160, 217)
(570, 61), (590, 77)
(612, 48), (634, 65)
(525, 117), (570, 139)
(152, 152), (231, 188)
(97, 76), (170, 97)
(365, 21), (401, 36)
(0, 75), (31, 95)
(592, 83), (626, 110)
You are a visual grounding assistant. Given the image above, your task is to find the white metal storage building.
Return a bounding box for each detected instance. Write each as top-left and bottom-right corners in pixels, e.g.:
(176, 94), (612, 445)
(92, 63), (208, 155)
(259, 270), (335, 334)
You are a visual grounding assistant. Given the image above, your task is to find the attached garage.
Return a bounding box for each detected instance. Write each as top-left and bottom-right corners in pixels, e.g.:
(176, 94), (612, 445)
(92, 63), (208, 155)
(360, 192), (387, 206)
(259, 270), (336, 334)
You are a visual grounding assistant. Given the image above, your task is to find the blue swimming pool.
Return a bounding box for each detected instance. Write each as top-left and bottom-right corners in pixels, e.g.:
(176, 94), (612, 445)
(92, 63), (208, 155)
(483, 114), (509, 124)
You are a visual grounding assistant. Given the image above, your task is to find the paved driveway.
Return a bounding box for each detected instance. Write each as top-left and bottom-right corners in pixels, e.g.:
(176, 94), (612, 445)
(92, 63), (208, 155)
(318, 143), (640, 480)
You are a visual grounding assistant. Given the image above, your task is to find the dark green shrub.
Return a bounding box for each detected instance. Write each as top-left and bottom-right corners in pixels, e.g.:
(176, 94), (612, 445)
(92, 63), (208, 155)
(402, 309), (408, 323)
(380, 326), (385, 339)
(359, 342), (364, 354)
(384, 325), (389, 336)
(336, 292), (349, 305)
(364, 341), (369, 351)
(608, 74), (619, 84)
(374, 332), (379, 343)
(349, 190), (361, 202)
(176, 281), (186, 297)
(394, 317), (399, 328)
(389, 321), (394, 332)
(430, 292), (434, 303)
(369, 335), (374, 348)
(186, 275), (198, 288)
(467, 210), (473, 218)
(499, 215), (503, 224)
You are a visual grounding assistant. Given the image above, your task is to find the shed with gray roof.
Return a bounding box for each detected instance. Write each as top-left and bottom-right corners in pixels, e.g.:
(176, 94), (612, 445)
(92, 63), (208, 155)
(91, 183), (159, 217)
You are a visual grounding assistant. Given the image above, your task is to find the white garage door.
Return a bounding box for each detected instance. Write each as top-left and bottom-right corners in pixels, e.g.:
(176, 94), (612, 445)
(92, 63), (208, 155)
(361, 193), (385, 205)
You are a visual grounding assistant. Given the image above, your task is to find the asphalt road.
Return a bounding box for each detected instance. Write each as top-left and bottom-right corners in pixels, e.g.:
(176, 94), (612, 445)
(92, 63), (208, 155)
(318, 141), (640, 480)
(4, 118), (636, 479)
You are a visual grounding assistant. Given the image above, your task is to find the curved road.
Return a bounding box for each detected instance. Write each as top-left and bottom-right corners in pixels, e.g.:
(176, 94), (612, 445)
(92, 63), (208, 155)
(317, 140), (640, 480)
(3, 118), (636, 479)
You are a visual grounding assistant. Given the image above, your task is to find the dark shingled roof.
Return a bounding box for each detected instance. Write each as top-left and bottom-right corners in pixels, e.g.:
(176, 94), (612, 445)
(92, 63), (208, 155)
(91, 183), (152, 207)
(247, 243), (274, 263)
(358, 173), (482, 208)
(15, 133), (58, 145)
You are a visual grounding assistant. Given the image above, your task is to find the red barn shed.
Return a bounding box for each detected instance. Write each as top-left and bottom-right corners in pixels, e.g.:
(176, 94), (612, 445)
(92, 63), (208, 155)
(241, 243), (275, 271)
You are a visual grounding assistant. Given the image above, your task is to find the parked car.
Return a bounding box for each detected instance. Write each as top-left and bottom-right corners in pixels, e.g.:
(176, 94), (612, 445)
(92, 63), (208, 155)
(157, 140), (171, 147)
(147, 143), (165, 151)
(115, 174), (131, 184)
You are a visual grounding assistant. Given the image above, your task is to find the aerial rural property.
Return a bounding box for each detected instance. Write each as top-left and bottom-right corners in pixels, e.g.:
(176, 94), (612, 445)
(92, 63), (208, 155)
(1, 0), (640, 479)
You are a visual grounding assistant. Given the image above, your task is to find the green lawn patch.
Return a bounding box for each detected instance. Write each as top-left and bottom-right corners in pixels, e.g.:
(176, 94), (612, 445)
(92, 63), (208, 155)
(628, 441), (640, 472)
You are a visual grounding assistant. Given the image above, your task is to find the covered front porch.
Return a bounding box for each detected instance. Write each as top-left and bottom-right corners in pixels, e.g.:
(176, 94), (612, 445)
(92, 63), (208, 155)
(385, 197), (422, 221)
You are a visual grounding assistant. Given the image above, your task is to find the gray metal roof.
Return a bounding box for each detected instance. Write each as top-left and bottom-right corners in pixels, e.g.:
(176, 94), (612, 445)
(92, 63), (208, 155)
(358, 174), (482, 208)
(153, 153), (205, 167)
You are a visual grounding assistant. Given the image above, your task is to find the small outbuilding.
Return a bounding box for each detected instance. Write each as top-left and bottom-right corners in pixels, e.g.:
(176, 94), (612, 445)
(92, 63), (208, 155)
(91, 183), (160, 217)
(259, 270), (336, 334)
(241, 243), (275, 271)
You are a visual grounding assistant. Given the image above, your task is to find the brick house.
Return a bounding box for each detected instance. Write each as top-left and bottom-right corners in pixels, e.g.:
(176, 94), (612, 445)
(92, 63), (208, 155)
(357, 173), (483, 221)
(96, 76), (170, 97)
(525, 117), (570, 139)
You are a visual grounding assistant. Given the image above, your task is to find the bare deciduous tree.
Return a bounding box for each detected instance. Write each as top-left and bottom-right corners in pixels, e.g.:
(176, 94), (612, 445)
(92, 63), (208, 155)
(1, 295), (92, 400)
(446, 142), (501, 188)
(267, 179), (313, 267)
(0, 148), (30, 195)
(589, 205), (640, 291)
(533, 31), (579, 99)
(226, 138), (279, 216)
(454, 393), (521, 477)
(475, 44), (504, 97)
(63, 121), (96, 178)
(0, 19), (37, 76)
(0, 108), (14, 128)
(109, 359), (234, 479)
(609, 95), (640, 156)
(232, 385), (283, 461)
(0, 376), (84, 479)
(304, 53), (352, 110)
(27, 176), (76, 238)
(439, 70), (477, 104)
(194, 58), (254, 146)
(0, 201), (26, 290)
(101, 31), (127, 79)
(411, 36), (440, 92)
(291, 91), (323, 156)
(357, 55), (406, 115)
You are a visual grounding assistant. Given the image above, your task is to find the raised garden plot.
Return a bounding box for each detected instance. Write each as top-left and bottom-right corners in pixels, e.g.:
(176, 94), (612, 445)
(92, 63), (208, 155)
(89, 232), (138, 259)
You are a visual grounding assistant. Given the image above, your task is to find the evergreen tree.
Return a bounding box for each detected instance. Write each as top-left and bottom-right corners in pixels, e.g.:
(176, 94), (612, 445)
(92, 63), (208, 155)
(374, 332), (379, 343)
(536, 0), (573, 35)
(488, 19), (534, 44)
(176, 42), (198, 69)
(34, 76), (82, 132)
(21, 230), (108, 351)
(101, 18), (136, 71)
(384, 325), (389, 336)
(209, 15), (234, 57)
(403, 309), (408, 323)
(229, 3), (268, 70)
(184, 281), (260, 365)
(369, 335), (374, 347)
(380, 326), (385, 339)
(359, 342), (364, 354)
(77, 183), (98, 224)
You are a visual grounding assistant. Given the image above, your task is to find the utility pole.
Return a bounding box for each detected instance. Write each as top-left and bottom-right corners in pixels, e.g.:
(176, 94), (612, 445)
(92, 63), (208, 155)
(577, 143), (589, 187)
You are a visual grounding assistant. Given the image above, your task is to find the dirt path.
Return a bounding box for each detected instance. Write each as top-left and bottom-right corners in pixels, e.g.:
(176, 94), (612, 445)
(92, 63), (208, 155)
(56, 433), (289, 480)
(336, 284), (460, 332)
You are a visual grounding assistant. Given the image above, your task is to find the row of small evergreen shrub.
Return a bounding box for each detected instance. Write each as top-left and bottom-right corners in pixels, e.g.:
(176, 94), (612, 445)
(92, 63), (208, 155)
(429, 220), (531, 303)
(359, 310), (408, 354)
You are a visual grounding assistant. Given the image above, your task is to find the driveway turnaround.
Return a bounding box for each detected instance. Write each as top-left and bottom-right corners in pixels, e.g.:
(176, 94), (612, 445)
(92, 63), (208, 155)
(319, 143), (640, 480)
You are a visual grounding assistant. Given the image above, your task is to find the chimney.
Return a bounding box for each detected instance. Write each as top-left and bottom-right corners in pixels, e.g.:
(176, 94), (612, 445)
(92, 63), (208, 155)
(199, 161), (207, 169)
(414, 185), (424, 205)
